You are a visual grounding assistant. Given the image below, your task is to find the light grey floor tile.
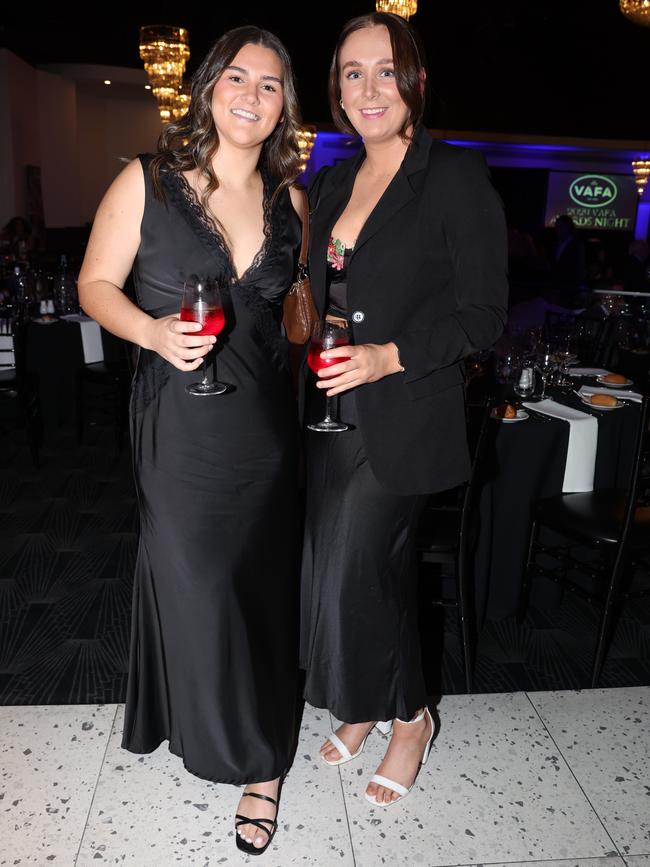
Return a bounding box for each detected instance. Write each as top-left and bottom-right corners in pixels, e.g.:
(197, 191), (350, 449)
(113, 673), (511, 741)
(624, 857), (650, 866)
(0, 704), (118, 866)
(529, 687), (650, 857)
(337, 693), (618, 867)
(76, 703), (353, 867)
(459, 859), (625, 867)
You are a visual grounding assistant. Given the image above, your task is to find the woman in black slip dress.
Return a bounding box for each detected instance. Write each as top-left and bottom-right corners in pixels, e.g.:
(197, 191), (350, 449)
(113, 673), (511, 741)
(78, 27), (305, 857)
(300, 12), (508, 810)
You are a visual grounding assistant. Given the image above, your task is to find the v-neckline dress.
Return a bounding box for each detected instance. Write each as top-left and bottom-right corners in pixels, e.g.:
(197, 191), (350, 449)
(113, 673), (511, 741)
(121, 155), (302, 784)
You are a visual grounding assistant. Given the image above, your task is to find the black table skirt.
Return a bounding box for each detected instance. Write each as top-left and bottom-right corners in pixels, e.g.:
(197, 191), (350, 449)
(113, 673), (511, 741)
(475, 389), (640, 621)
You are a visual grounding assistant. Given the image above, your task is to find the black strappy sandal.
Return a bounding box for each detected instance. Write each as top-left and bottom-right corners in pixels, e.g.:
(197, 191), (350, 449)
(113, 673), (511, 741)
(235, 777), (285, 857)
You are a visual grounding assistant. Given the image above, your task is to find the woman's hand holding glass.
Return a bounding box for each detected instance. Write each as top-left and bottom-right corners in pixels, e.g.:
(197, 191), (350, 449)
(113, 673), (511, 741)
(144, 313), (216, 372)
(316, 341), (403, 396)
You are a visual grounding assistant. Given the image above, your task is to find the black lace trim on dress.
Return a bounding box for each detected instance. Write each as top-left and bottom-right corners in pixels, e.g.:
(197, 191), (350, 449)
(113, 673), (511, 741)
(161, 167), (287, 370)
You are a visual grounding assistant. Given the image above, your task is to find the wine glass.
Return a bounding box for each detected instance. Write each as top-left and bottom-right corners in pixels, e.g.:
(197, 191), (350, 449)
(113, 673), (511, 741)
(535, 344), (556, 400)
(180, 275), (227, 396)
(307, 319), (351, 432)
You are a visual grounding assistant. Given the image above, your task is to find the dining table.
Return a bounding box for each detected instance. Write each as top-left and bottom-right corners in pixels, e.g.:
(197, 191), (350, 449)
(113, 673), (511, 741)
(474, 373), (642, 623)
(23, 314), (122, 433)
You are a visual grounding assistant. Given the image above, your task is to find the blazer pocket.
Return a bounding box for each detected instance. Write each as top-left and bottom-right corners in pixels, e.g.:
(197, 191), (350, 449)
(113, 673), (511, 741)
(404, 362), (465, 400)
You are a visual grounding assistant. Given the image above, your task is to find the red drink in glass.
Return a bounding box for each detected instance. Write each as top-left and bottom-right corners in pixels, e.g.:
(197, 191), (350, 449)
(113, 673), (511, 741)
(307, 340), (350, 378)
(180, 304), (225, 337)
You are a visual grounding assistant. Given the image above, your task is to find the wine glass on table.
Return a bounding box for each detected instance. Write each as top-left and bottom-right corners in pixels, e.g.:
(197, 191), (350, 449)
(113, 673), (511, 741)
(180, 275), (227, 396)
(307, 319), (351, 432)
(535, 344), (556, 401)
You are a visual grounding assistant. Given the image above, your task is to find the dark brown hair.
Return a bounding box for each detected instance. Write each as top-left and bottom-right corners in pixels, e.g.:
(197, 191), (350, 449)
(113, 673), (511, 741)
(329, 12), (428, 141)
(150, 26), (302, 209)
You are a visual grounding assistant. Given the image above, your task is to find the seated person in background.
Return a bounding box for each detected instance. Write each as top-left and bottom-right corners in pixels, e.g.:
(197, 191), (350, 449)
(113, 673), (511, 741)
(623, 240), (649, 293)
(552, 214), (586, 303)
(507, 283), (583, 334)
(1, 216), (35, 264)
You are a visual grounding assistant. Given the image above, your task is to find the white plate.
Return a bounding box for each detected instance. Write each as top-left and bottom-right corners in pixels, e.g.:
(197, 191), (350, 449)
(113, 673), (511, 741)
(595, 375), (633, 388)
(30, 317), (58, 325)
(579, 396), (624, 411)
(491, 408), (529, 423)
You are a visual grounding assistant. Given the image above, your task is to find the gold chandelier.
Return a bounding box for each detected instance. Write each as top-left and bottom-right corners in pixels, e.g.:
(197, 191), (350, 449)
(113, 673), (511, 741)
(139, 25), (190, 123)
(296, 126), (317, 171)
(620, 0), (650, 25)
(172, 79), (191, 121)
(632, 159), (650, 196)
(376, 0), (417, 19)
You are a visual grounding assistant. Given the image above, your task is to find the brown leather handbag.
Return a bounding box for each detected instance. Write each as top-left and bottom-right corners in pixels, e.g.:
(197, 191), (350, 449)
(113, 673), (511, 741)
(283, 188), (318, 345)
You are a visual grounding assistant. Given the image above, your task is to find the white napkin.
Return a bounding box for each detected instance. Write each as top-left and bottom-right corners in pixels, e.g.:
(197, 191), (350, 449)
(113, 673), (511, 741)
(60, 313), (92, 323)
(568, 367), (611, 377)
(79, 320), (104, 364)
(522, 399), (598, 492)
(578, 385), (642, 403)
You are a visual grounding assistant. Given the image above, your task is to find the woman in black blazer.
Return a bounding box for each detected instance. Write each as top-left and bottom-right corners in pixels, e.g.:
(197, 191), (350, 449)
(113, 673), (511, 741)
(300, 12), (508, 807)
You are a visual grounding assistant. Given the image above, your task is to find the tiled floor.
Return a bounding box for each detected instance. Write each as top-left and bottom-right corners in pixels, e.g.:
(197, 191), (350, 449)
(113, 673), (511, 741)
(1, 688), (648, 867)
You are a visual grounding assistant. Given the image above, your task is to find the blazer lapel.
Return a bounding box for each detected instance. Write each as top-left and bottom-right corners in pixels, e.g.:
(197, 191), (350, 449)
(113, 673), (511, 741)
(309, 153), (362, 317)
(351, 125), (433, 261)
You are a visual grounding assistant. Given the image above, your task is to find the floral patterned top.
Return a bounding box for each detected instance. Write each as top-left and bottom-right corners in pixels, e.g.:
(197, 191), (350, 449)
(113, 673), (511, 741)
(326, 236), (352, 316)
(327, 236), (353, 271)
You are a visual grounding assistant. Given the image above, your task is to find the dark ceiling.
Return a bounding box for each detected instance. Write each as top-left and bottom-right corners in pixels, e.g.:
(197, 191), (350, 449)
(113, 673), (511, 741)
(2, 0), (649, 140)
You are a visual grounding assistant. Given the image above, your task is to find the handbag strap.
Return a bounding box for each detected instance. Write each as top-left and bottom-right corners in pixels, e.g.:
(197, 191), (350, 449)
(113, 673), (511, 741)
(296, 187), (309, 268)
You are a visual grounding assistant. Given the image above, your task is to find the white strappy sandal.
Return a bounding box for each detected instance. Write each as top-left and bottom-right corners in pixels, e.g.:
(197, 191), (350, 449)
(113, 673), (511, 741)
(321, 719), (394, 766)
(364, 707), (434, 806)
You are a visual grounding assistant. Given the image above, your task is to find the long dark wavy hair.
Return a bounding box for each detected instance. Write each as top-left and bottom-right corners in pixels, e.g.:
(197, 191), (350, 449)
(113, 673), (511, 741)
(329, 12), (428, 141)
(150, 26), (303, 210)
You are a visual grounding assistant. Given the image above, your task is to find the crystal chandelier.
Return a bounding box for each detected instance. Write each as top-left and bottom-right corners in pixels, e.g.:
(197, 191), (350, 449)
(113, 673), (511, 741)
(620, 0), (650, 25)
(172, 79), (191, 121)
(296, 126), (317, 171)
(376, 0), (417, 19)
(139, 25), (190, 123)
(632, 159), (650, 196)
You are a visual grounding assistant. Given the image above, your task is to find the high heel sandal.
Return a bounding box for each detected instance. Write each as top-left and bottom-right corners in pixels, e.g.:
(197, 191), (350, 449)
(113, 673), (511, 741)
(364, 707), (434, 807)
(235, 774), (285, 856)
(321, 719), (393, 767)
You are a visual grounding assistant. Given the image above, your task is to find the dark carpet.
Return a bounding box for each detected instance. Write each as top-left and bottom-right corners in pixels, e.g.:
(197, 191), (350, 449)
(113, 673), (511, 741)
(1, 423), (648, 705)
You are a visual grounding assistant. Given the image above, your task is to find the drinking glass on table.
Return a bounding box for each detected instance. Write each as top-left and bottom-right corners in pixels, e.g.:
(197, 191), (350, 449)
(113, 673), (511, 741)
(514, 363), (535, 400)
(535, 344), (556, 400)
(307, 319), (351, 432)
(180, 275), (227, 396)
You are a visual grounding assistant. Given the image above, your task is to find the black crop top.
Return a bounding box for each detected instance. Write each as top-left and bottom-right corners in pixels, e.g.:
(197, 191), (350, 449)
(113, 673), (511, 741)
(326, 235), (353, 318)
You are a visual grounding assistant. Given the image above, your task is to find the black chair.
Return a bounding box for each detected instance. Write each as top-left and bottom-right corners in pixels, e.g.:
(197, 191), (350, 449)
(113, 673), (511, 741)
(0, 311), (42, 465)
(518, 389), (650, 686)
(76, 326), (133, 451)
(415, 400), (492, 693)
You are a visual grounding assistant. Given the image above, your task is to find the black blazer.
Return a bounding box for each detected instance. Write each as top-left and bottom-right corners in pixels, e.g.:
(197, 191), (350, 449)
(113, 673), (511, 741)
(307, 124), (508, 495)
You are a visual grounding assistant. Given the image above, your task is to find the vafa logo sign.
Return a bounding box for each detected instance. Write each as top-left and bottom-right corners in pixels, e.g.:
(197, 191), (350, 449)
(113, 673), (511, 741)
(569, 175), (618, 208)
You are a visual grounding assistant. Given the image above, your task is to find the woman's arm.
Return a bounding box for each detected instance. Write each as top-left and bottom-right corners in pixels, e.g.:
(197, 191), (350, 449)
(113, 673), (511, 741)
(77, 159), (213, 372)
(393, 149), (508, 383)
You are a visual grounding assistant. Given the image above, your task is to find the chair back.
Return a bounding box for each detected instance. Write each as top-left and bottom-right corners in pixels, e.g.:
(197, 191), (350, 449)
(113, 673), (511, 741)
(0, 334), (15, 371)
(0, 313), (16, 372)
(458, 400), (492, 559)
(617, 387), (650, 557)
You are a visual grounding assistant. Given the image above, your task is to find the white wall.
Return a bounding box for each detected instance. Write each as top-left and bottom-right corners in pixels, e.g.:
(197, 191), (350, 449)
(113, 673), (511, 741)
(1, 50), (161, 228)
(37, 68), (80, 227)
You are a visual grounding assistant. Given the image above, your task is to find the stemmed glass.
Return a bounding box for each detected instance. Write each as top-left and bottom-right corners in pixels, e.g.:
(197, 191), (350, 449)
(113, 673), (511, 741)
(307, 319), (351, 432)
(180, 275), (227, 396)
(535, 344), (556, 401)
